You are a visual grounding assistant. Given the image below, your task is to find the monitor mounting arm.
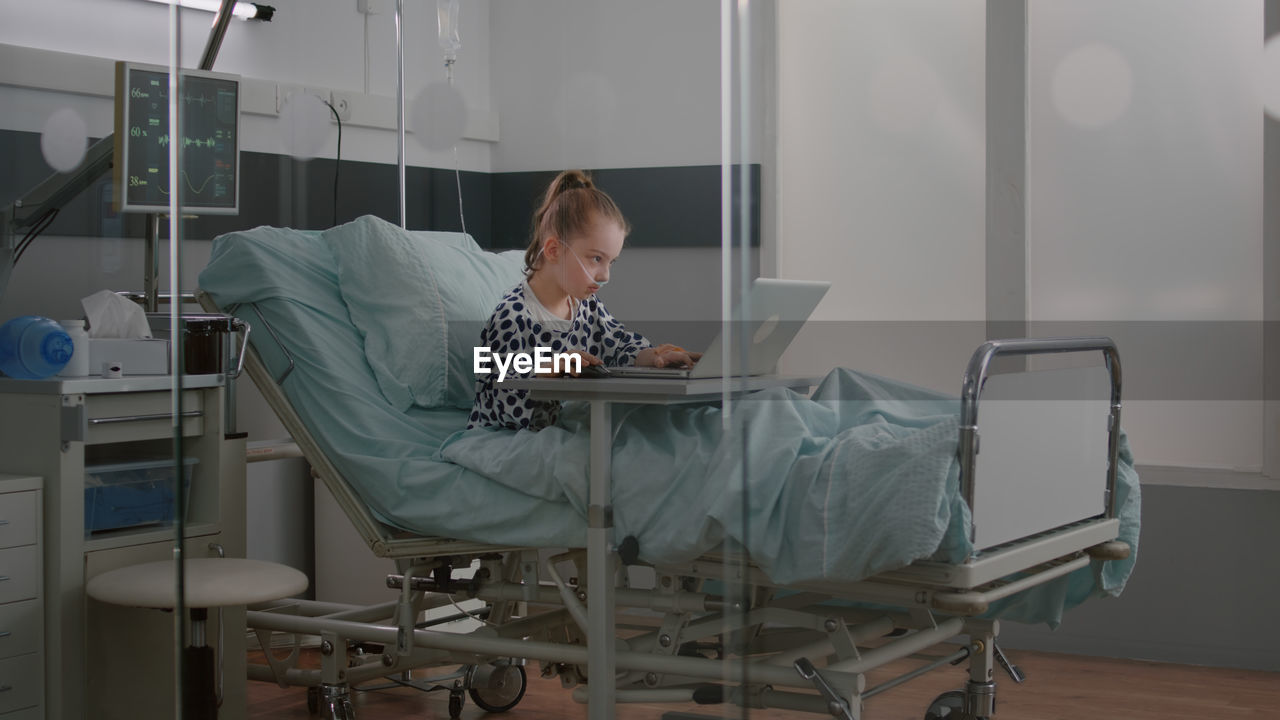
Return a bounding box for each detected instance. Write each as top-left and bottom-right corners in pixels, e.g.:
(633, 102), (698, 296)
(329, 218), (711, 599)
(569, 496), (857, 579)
(0, 136), (115, 307)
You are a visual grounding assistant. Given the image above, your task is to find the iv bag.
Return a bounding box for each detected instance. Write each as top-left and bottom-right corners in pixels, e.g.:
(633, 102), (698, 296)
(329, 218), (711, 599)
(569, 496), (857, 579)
(438, 0), (461, 63)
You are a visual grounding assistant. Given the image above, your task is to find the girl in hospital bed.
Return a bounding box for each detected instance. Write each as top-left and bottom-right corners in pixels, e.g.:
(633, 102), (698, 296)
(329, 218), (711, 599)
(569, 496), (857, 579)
(467, 170), (698, 431)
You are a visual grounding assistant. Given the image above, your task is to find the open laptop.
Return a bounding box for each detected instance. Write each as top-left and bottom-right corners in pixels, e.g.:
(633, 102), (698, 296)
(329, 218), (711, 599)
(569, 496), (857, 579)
(607, 278), (830, 379)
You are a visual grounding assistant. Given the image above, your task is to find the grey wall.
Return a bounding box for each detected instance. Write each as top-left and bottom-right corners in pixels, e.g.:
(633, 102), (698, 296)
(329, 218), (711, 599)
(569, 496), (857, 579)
(1026, 1), (1264, 471)
(1000, 477), (1280, 672)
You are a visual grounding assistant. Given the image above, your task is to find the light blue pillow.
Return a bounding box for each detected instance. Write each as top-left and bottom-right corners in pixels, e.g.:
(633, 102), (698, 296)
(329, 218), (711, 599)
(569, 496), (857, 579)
(428, 247), (528, 409)
(324, 215), (524, 411)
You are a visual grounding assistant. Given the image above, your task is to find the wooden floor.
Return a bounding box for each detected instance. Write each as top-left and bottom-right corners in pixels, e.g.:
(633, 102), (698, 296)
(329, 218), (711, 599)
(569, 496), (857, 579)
(246, 648), (1280, 719)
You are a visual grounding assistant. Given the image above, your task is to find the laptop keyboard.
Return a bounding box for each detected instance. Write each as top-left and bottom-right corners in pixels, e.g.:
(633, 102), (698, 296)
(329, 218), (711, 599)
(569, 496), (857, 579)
(610, 366), (693, 378)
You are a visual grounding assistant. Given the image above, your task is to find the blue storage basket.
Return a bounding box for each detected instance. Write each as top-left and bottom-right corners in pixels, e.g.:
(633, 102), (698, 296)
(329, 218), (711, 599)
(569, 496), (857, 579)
(84, 457), (197, 534)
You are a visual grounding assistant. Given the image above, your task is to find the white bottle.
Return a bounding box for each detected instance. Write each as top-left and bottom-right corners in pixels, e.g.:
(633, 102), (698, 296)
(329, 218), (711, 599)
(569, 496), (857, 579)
(57, 319), (90, 377)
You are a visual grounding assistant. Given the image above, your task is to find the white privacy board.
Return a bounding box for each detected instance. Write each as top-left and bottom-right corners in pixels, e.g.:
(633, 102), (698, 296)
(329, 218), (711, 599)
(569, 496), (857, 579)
(971, 365), (1111, 551)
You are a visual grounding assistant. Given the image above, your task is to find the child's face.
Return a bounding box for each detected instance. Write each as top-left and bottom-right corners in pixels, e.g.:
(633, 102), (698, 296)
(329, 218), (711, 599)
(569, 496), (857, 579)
(551, 215), (625, 300)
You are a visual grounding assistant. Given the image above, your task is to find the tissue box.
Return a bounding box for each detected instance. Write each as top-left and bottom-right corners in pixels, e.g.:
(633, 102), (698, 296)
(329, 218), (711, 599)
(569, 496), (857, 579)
(88, 338), (170, 375)
(84, 457), (196, 534)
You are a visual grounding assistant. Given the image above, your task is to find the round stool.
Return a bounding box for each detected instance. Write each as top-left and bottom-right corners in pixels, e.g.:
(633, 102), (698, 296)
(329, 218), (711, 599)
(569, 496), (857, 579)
(87, 558), (308, 720)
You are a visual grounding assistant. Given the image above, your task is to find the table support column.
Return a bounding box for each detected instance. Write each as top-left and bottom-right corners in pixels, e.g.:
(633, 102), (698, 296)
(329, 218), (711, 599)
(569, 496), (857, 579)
(587, 399), (615, 719)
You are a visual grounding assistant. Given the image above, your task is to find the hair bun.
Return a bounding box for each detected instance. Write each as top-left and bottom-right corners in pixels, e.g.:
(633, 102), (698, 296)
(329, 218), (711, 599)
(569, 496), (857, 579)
(523, 168), (630, 276)
(554, 169), (593, 194)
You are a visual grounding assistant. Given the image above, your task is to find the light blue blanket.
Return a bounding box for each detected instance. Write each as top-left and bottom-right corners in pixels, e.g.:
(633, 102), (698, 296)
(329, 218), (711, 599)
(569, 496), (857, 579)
(439, 369), (974, 585)
(198, 216), (1139, 626)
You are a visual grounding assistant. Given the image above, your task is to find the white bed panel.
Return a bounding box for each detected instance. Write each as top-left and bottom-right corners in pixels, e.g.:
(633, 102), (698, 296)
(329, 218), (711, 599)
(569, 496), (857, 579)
(972, 365), (1111, 551)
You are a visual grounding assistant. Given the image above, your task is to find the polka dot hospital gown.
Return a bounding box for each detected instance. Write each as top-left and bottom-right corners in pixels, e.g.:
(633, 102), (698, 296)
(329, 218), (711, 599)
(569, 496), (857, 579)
(467, 283), (651, 431)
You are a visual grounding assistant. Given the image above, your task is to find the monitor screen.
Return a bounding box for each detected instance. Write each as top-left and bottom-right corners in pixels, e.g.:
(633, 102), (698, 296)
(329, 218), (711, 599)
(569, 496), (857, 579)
(113, 62), (240, 215)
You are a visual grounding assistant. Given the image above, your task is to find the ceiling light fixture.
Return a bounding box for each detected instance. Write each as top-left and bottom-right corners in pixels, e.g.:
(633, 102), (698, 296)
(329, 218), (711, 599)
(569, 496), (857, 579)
(139, 0), (274, 22)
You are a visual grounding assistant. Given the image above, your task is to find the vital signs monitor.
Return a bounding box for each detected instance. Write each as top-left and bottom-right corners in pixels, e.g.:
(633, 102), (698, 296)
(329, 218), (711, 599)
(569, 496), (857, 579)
(113, 61), (240, 215)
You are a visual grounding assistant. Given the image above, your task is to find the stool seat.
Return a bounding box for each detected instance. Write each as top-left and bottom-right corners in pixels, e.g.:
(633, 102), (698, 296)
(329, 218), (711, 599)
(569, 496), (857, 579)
(86, 558), (308, 609)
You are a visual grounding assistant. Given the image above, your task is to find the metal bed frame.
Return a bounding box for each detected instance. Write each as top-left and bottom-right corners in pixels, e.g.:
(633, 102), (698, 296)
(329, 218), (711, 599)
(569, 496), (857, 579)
(205, 292), (1130, 720)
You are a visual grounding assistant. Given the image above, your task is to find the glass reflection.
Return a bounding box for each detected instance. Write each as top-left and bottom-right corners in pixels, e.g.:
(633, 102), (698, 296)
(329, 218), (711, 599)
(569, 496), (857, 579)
(40, 107), (90, 174)
(278, 91), (334, 161)
(1051, 43), (1134, 129)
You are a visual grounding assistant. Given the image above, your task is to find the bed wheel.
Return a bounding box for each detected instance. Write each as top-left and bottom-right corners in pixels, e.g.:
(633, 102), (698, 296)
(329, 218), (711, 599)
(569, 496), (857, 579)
(448, 685), (465, 719)
(467, 664), (528, 713)
(924, 690), (972, 720)
(311, 684), (355, 720)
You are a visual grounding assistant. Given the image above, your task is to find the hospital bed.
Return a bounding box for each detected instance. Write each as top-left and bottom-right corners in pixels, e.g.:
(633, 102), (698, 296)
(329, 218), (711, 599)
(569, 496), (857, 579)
(196, 215), (1138, 720)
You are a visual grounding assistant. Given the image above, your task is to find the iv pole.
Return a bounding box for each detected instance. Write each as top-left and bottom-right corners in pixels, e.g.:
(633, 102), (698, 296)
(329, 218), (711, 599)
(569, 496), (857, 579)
(396, 0), (407, 229)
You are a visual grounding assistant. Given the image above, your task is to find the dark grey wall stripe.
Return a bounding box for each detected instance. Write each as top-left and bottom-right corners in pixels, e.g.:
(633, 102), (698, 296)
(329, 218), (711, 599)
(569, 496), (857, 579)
(2, 130), (758, 250)
(487, 165), (761, 250)
(0, 131), (490, 242)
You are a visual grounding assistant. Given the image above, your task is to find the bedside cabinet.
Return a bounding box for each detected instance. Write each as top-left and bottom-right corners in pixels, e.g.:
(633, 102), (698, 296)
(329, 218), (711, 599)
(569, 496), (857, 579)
(0, 475), (43, 720)
(0, 376), (245, 720)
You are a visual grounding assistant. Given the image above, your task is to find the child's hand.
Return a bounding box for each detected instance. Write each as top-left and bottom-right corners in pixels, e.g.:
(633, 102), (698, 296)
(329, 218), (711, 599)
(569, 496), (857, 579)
(638, 344), (701, 369)
(549, 350), (603, 377)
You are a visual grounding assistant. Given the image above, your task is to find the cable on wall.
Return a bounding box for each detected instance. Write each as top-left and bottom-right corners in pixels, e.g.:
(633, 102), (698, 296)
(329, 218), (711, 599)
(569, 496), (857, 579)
(13, 208), (60, 265)
(323, 99), (343, 228)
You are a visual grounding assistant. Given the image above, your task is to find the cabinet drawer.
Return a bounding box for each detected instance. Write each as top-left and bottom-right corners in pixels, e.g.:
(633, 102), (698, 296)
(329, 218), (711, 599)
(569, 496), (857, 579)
(0, 654), (41, 716)
(0, 602), (40, 661)
(0, 550), (37, 606)
(0, 495), (35, 550)
(85, 390), (205, 445)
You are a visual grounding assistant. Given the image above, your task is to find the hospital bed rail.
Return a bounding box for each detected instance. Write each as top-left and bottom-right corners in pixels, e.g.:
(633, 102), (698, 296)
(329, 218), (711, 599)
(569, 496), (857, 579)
(204, 293), (525, 562)
(957, 336), (1123, 539)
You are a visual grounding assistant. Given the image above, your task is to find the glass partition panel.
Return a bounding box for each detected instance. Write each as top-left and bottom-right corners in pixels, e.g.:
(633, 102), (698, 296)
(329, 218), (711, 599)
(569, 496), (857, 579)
(0, 1), (217, 718)
(774, 2), (989, 719)
(10, 1), (1199, 718)
(767, 1), (1268, 718)
(169, 2), (339, 718)
(172, 2), (259, 717)
(489, 1), (747, 716)
(721, 1), (773, 718)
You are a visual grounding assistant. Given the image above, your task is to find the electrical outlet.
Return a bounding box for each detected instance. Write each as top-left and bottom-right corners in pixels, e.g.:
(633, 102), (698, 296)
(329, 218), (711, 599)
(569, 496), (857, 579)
(329, 92), (353, 122)
(356, 0), (381, 14)
(276, 85), (332, 114)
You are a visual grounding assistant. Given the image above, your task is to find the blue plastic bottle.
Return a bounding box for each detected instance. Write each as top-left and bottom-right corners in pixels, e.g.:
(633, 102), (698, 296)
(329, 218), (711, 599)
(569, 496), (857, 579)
(0, 316), (74, 379)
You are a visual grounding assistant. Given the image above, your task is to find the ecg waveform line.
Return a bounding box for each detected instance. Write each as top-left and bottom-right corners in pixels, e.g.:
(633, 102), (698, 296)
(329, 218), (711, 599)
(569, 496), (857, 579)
(153, 169), (226, 197)
(154, 90), (217, 106)
(155, 135), (223, 149)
